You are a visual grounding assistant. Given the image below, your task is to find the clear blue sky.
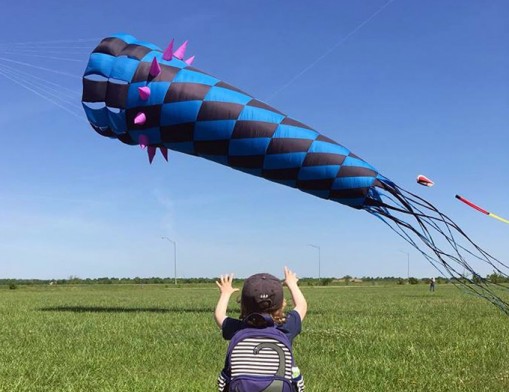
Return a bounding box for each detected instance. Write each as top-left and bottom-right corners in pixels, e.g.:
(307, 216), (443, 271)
(0, 1), (507, 280)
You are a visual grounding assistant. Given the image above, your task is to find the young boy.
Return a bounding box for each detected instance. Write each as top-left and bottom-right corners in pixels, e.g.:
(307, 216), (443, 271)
(214, 266), (307, 340)
(215, 267), (307, 391)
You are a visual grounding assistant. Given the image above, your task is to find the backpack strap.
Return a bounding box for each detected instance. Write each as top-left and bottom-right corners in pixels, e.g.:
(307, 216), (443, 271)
(241, 313), (274, 329)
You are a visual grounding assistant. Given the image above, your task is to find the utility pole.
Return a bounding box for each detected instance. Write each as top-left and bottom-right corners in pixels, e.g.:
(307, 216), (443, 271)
(162, 237), (177, 285)
(307, 244), (321, 284)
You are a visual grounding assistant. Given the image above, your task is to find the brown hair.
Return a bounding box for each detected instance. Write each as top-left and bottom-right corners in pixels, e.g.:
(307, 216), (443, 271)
(240, 298), (287, 325)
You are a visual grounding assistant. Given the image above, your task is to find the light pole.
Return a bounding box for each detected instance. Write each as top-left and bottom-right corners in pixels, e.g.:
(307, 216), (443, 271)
(307, 244), (321, 284)
(399, 250), (410, 280)
(162, 237), (177, 285)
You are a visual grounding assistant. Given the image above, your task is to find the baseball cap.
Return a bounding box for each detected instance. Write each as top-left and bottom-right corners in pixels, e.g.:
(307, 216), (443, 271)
(241, 273), (284, 312)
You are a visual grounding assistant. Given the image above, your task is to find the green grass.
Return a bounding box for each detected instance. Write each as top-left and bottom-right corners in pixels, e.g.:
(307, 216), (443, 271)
(1, 284), (508, 391)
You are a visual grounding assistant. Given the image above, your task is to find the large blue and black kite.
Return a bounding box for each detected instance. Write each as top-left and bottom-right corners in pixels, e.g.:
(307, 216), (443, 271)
(82, 34), (509, 314)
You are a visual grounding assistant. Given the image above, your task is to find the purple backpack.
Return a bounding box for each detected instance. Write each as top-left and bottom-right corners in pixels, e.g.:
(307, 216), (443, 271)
(218, 314), (304, 392)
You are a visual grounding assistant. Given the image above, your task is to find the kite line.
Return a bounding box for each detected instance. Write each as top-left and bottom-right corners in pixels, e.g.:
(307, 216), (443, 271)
(266, 0), (397, 101)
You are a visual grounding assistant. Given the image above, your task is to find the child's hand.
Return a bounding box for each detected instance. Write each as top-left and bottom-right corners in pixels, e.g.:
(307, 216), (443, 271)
(284, 266), (299, 287)
(284, 266), (307, 320)
(214, 274), (239, 328)
(216, 274), (239, 296)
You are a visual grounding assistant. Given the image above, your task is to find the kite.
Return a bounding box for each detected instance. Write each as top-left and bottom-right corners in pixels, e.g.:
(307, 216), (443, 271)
(456, 195), (509, 224)
(416, 174), (434, 187)
(82, 34), (509, 314)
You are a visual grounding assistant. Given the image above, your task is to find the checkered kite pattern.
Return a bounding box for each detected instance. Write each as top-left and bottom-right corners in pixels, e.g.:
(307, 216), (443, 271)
(82, 33), (381, 209)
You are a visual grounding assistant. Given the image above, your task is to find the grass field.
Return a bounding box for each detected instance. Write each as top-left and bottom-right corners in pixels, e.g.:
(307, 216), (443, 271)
(1, 283), (508, 391)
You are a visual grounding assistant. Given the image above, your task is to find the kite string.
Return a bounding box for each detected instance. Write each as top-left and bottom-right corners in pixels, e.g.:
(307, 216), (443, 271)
(0, 65), (86, 122)
(0, 61), (81, 99)
(0, 56), (82, 79)
(0, 38), (98, 64)
(0, 63), (82, 108)
(1, 40), (93, 59)
(0, 38), (90, 120)
(0, 37), (102, 47)
(266, 0), (396, 101)
(2, 51), (85, 63)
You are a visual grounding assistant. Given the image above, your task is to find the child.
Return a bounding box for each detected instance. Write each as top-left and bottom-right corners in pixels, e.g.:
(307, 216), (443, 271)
(215, 266), (307, 391)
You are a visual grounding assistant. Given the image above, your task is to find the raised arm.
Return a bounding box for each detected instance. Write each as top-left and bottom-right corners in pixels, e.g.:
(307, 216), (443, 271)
(214, 274), (239, 328)
(284, 266), (307, 321)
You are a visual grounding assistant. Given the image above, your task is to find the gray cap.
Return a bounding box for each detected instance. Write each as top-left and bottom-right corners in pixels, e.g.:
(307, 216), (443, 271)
(242, 273), (283, 312)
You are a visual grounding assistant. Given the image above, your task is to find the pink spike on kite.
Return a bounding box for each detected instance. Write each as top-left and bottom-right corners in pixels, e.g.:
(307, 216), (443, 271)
(174, 40), (188, 60)
(149, 57), (161, 77)
(148, 146), (156, 164)
(163, 39), (174, 61)
(134, 112), (146, 126)
(138, 134), (149, 149)
(185, 55), (195, 65)
(159, 147), (168, 161)
(138, 86), (151, 100)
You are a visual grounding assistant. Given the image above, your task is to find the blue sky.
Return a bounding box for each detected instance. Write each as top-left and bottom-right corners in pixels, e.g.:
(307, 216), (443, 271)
(0, 0), (507, 280)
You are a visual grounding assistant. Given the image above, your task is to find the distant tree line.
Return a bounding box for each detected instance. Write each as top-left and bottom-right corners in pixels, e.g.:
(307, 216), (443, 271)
(0, 277), (217, 286)
(2, 272), (508, 288)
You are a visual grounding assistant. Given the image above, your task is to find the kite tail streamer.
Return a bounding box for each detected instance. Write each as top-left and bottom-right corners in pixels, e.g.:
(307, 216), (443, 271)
(365, 176), (509, 315)
(456, 194), (509, 225)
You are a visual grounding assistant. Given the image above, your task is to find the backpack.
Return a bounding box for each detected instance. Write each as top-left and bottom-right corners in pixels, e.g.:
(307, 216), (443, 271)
(218, 313), (304, 392)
